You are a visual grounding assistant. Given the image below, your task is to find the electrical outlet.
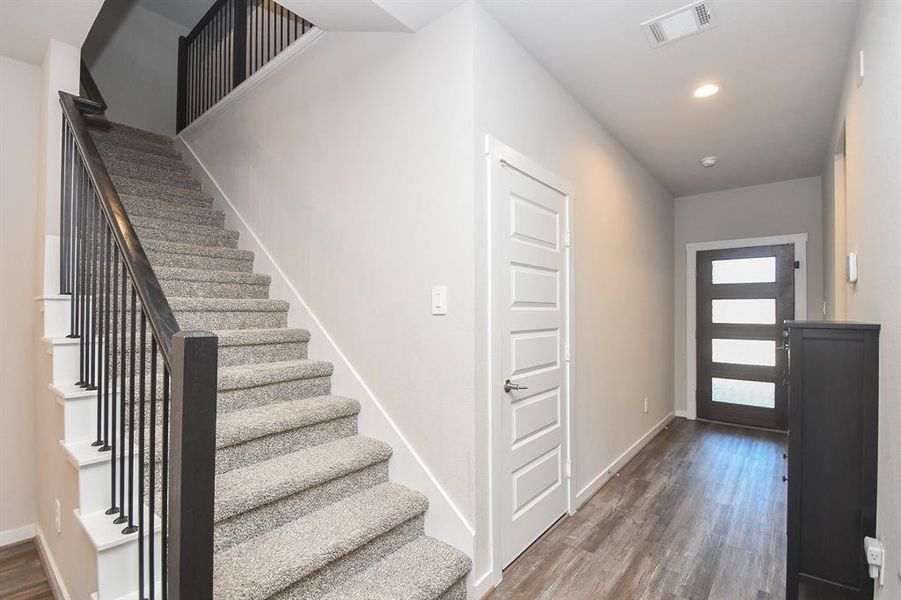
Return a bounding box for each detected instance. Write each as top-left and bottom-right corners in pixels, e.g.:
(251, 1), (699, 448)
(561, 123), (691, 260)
(644, 397), (649, 413)
(54, 499), (61, 534)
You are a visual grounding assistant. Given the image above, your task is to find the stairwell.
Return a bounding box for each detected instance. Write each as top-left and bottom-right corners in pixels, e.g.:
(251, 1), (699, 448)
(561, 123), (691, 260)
(82, 115), (471, 599)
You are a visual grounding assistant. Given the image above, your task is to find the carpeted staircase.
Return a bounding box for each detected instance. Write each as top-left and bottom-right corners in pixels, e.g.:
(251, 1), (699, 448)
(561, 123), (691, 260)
(85, 117), (471, 600)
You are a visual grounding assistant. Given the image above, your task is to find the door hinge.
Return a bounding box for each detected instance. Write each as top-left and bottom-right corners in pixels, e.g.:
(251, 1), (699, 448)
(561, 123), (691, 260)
(565, 460), (572, 478)
(794, 260), (801, 269)
(565, 342), (571, 362)
(564, 229), (571, 248)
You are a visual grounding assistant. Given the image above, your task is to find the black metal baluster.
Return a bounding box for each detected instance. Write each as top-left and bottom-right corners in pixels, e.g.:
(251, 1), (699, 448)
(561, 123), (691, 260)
(59, 118), (69, 295)
(114, 264), (129, 525)
(149, 340), (157, 600)
(138, 312), (147, 599)
(107, 249), (120, 517)
(68, 153), (79, 339)
(89, 196), (98, 392)
(268, 0), (272, 62)
(75, 162), (86, 353)
(161, 368), (169, 600)
(124, 285), (138, 535)
(99, 223), (111, 451)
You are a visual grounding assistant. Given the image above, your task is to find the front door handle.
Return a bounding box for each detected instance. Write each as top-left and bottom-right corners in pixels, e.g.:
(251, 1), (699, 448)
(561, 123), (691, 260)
(504, 379), (528, 393)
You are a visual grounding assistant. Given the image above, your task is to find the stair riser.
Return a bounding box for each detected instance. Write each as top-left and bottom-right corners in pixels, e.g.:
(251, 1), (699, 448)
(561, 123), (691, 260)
(111, 177), (213, 208)
(219, 341), (308, 366)
(218, 376), (331, 412)
(106, 161), (199, 190)
(134, 224), (239, 248)
(146, 250), (254, 273)
(216, 414), (355, 474)
(439, 579), (468, 600)
(94, 520), (163, 600)
(161, 278), (269, 299)
(214, 461), (388, 553)
(175, 309), (288, 331)
(123, 201), (225, 228)
(94, 134), (180, 160)
(97, 144), (190, 174)
(70, 450), (140, 516)
(274, 516), (426, 600)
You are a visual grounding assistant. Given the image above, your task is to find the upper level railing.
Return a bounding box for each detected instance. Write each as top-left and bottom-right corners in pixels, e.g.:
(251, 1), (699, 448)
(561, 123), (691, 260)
(176, 0), (314, 131)
(58, 90), (218, 599)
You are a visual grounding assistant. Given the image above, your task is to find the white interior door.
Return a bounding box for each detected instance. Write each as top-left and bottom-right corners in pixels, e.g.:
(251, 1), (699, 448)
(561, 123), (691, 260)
(492, 152), (570, 568)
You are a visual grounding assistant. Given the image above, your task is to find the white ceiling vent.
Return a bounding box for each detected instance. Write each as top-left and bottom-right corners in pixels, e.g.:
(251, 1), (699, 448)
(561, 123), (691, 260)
(641, 1), (717, 49)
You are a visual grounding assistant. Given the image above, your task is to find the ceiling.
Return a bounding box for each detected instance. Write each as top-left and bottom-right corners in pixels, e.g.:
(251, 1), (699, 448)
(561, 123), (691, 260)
(134, 0), (211, 28)
(480, 0), (859, 197)
(0, 0), (103, 65)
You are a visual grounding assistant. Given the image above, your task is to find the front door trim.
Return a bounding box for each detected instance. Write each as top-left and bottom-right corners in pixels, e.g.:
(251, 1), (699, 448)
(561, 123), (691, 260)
(485, 136), (574, 588)
(685, 234), (808, 421)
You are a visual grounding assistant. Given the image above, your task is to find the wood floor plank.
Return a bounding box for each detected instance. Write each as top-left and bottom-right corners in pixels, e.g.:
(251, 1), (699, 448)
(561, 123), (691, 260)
(490, 418), (794, 600)
(0, 539), (55, 600)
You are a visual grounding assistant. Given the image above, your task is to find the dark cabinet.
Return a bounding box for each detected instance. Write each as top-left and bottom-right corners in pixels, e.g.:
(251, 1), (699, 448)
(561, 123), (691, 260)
(785, 321), (879, 599)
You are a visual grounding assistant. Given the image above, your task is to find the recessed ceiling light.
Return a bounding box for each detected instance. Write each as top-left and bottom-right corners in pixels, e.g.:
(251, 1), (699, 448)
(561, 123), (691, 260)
(692, 83), (720, 98)
(700, 156), (718, 168)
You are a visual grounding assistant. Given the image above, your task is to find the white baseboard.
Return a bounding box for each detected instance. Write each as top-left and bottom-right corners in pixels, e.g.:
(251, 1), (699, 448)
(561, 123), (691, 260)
(35, 524), (71, 600)
(472, 568), (496, 599)
(574, 412), (675, 509)
(0, 523), (35, 546)
(175, 137), (475, 560)
(675, 409), (690, 418)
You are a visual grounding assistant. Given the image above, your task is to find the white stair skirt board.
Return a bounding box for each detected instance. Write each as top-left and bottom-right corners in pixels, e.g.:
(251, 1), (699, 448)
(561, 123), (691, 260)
(176, 137), (476, 561)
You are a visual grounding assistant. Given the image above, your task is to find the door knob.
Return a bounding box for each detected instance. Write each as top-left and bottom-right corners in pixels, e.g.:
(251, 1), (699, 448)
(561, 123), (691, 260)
(504, 379), (528, 393)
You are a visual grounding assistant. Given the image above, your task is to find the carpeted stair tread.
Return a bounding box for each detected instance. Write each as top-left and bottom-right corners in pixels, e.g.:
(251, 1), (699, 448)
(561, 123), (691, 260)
(214, 435), (391, 522)
(319, 536), (472, 600)
(214, 327), (309, 346)
(154, 266), (269, 285)
(104, 156), (201, 190)
(213, 483), (429, 599)
(85, 117), (173, 146)
(129, 215), (239, 248)
(94, 134), (182, 161)
(216, 394), (358, 449)
(96, 143), (190, 174)
(110, 175), (214, 207)
(141, 238), (253, 261)
(122, 195), (225, 227)
(167, 296), (288, 313)
(218, 359), (333, 391)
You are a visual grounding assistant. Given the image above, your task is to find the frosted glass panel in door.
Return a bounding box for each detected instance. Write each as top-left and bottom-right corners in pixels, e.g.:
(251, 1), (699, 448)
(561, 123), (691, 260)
(712, 299), (776, 324)
(712, 378), (775, 408)
(711, 257), (776, 284)
(712, 339), (777, 366)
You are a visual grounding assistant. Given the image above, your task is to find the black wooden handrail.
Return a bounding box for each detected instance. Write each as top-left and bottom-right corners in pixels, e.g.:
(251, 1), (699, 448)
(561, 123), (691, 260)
(186, 0), (230, 41)
(58, 91), (179, 365)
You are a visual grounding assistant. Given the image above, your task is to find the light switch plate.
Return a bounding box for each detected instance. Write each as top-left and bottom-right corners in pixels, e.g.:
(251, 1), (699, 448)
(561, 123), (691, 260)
(432, 286), (447, 315)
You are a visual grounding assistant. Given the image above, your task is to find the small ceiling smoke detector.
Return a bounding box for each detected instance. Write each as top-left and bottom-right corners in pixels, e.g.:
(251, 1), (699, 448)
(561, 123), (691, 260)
(641, 1), (717, 49)
(700, 156), (719, 168)
(692, 83), (720, 98)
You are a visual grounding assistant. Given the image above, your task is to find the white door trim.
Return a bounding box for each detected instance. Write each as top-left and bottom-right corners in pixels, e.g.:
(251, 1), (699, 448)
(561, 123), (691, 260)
(485, 136), (574, 587)
(684, 233), (808, 420)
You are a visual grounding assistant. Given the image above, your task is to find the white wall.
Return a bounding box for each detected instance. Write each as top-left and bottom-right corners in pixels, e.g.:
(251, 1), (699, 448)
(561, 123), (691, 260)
(672, 176), (824, 415)
(0, 54), (41, 544)
(82, 1), (188, 136)
(821, 2), (901, 597)
(470, 3), (674, 585)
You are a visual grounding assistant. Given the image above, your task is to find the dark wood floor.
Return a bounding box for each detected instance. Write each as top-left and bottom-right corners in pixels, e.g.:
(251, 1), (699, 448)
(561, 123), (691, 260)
(490, 418), (794, 600)
(0, 539), (54, 600)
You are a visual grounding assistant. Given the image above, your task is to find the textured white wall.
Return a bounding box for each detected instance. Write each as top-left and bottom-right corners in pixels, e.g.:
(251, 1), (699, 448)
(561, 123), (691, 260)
(822, 3), (901, 597)
(82, 1), (188, 136)
(0, 54), (41, 543)
(672, 176), (824, 415)
(470, 3), (674, 584)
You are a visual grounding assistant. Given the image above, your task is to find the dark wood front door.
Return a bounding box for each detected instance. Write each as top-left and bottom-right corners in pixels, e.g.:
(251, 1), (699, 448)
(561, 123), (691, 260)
(696, 244), (795, 430)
